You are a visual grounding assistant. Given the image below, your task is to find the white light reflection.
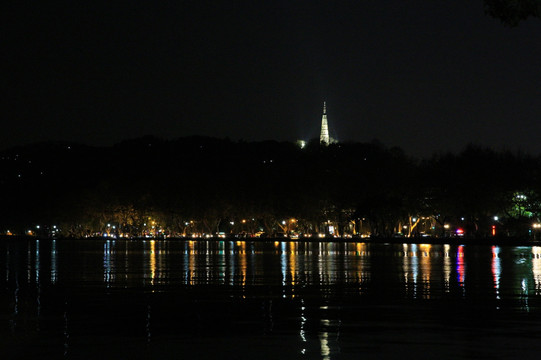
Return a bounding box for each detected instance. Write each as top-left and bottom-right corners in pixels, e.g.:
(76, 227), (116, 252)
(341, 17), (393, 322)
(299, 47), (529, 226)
(443, 244), (451, 293)
(533, 247), (541, 295)
(228, 241), (235, 286)
(103, 240), (112, 286)
(403, 244), (419, 298)
(205, 240), (211, 284)
(281, 242), (287, 298)
(299, 299), (307, 355)
(318, 306), (340, 360)
(492, 246), (501, 300)
(412, 244), (419, 298)
(218, 241), (226, 284)
(36, 240), (41, 331)
(522, 278), (530, 312)
(124, 240), (130, 283)
(183, 241), (189, 285)
(35, 240), (40, 284)
(318, 243), (325, 288)
(51, 240), (57, 284)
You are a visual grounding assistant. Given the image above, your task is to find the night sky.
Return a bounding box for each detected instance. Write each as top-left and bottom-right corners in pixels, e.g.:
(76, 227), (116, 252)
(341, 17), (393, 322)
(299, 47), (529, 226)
(4, 1), (541, 157)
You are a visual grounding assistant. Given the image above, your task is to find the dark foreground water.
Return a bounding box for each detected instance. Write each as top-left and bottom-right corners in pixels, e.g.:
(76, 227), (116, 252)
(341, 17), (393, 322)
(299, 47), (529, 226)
(2, 239), (541, 359)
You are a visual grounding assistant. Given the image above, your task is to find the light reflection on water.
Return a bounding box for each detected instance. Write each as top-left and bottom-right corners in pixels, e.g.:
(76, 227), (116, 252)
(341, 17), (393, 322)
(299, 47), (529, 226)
(8, 239), (541, 301)
(534, 247), (541, 296)
(4, 239), (541, 359)
(492, 246), (501, 300)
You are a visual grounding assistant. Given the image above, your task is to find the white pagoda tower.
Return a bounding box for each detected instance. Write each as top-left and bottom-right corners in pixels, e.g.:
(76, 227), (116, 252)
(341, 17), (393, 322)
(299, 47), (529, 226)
(320, 101), (330, 145)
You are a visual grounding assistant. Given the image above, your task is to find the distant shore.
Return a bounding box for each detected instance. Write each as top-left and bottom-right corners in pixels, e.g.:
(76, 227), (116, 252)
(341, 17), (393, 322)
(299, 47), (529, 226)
(2, 235), (541, 247)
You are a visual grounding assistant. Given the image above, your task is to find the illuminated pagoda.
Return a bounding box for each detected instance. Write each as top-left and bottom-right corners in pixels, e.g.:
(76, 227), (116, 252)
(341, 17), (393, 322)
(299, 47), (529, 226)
(296, 102), (337, 148)
(320, 101), (336, 145)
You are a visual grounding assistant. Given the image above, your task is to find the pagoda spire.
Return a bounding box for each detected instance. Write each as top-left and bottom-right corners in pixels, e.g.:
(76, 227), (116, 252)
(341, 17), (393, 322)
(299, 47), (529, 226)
(320, 101), (330, 145)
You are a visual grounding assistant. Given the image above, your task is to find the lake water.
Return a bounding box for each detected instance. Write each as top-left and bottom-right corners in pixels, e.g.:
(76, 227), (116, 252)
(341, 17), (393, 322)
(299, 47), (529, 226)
(2, 239), (541, 359)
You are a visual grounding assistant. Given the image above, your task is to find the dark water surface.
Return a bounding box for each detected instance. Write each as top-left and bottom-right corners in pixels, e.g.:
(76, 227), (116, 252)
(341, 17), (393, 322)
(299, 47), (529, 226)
(2, 239), (541, 359)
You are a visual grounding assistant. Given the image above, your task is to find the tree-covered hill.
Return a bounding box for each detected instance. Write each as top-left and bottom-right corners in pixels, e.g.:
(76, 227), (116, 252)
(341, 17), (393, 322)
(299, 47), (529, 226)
(1, 137), (540, 239)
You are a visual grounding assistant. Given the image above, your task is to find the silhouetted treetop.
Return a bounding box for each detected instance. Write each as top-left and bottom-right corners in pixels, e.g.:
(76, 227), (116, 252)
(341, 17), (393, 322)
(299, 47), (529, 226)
(484, 0), (541, 26)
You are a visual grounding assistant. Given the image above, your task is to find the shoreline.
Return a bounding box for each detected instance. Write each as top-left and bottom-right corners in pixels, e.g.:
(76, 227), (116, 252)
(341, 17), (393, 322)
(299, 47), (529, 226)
(2, 235), (541, 247)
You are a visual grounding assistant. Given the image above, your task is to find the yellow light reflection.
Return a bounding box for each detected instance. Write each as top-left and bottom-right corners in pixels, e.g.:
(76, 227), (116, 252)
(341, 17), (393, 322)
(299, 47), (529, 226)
(356, 242), (367, 256)
(355, 243), (368, 288)
(189, 240), (195, 285)
(150, 240), (156, 286)
(238, 241), (247, 291)
(419, 244), (431, 299)
(289, 242), (297, 297)
(319, 319), (330, 360)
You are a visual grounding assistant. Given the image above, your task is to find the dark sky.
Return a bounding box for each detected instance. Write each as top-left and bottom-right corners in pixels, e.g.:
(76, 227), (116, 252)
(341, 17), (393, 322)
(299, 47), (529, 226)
(3, 1), (541, 156)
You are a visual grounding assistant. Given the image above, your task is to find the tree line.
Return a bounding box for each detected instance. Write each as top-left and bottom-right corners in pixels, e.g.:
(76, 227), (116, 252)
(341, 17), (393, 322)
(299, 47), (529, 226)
(1, 136), (540, 239)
